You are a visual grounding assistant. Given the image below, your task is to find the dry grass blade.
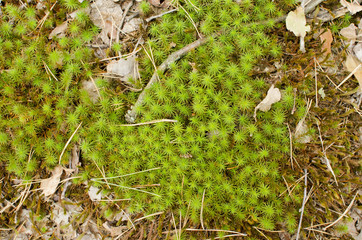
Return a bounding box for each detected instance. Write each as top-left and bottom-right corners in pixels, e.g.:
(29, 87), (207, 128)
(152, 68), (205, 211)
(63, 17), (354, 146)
(185, 228), (247, 236)
(316, 121), (338, 185)
(134, 211), (164, 223)
(322, 192), (359, 230)
(118, 119), (177, 126)
(59, 122), (82, 165)
(296, 169), (308, 240)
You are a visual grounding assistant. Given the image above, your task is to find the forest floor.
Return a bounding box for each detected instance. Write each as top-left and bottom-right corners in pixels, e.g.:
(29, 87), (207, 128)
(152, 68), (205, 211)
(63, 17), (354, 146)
(0, 0), (361, 239)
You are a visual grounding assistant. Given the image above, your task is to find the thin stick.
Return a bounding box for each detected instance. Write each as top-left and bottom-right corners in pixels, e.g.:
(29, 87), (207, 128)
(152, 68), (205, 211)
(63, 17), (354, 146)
(119, 119), (177, 126)
(93, 198), (131, 202)
(337, 63), (361, 89)
(120, 0), (133, 29)
(91, 180), (161, 197)
(314, 58), (318, 107)
(146, 8), (178, 22)
(99, 48), (142, 62)
(125, 37), (208, 123)
(171, 212), (179, 240)
(178, 4), (201, 38)
(185, 228), (247, 236)
(122, 209), (136, 230)
(43, 61), (59, 81)
(92, 167), (161, 180)
(287, 123), (294, 169)
(200, 189), (206, 229)
(296, 169), (308, 240)
(316, 121), (338, 185)
(134, 211), (164, 223)
(59, 122), (82, 164)
(253, 226), (269, 240)
(322, 192), (358, 230)
(204, 233), (247, 240)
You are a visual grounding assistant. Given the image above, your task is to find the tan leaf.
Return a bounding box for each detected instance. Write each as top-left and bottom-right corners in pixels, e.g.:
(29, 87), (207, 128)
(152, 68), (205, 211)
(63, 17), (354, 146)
(254, 85), (281, 118)
(340, 23), (357, 42)
(295, 119), (312, 143)
(319, 29), (333, 55)
(286, 6), (310, 38)
(49, 21), (68, 39)
(340, 0), (362, 15)
(40, 165), (63, 197)
(345, 54), (362, 89)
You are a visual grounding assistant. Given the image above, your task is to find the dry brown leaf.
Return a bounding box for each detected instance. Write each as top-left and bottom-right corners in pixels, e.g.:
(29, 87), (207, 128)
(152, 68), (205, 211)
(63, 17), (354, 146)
(340, 23), (357, 42)
(40, 165), (63, 197)
(295, 119), (312, 143)
(254, 85), (281, 118)
(286, 6), (310, 52)
(319, 29), (333, 55)
(49, 21), (68, 39)
(345, 54), (362, 89)
(340, 0), (362, 15)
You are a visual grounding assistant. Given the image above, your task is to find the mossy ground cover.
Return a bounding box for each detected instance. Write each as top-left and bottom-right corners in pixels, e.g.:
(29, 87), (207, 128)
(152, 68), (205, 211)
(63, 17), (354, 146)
(0, 0), (360, 239)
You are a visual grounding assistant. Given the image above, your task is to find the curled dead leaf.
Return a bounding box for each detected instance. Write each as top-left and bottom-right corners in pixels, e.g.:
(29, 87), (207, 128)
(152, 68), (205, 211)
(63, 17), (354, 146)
(254, 85), (281, 118)
(340, 0), (362, 15)
(49, 21), (68, 39)
(345, 54), (362, 90)
(319, 29), (333, 56)
(40, 165), (63, 197)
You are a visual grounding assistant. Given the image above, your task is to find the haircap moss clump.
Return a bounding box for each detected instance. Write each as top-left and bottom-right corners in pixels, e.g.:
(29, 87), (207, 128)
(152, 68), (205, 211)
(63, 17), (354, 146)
(0, 0), (306, 233)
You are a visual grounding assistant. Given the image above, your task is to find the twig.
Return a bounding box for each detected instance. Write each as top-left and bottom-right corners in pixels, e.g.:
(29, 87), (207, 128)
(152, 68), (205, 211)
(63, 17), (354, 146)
(146, 8), (178, 22)
(90, 180), (161, 197)
(204, 233), (247, 240)
(296, 169), (308, 240)
(125, 37), (208, 123)
(59, 122), (82, 165)
(92, 167), (161, 180)
(316, 121), (338, 185)
(134, 211), (164, 223)
(314, 57), (318, 107)
(253, 226), (269, 240)
(200, 189), (206, 229)
(322, 192), (358, 230)
(119, 119), (177, 126)
(287, 123), (294, 169)
(171, 212), (179, 240)
(337, 63), (361, 89)
(185, 228), (247, 236)
(120, 0), (133, 29)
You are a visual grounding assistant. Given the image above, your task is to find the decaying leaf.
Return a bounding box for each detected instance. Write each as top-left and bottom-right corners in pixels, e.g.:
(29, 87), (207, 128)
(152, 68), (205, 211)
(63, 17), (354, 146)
(286, 6), (310, 52)
(340, 0), (362, 15)
(340, 23), (357, 42)
(319, 29), (333, 56)
(353, 43), (362, 62)
(254, 85), (281, 118)
(88, 186), (102, 201)
(345, 54), (362, 89)
(49, 21), (68, 39)
(40, 165), (63, 197)
(106, 55), (137, 86)
(294, 119), (312, 143)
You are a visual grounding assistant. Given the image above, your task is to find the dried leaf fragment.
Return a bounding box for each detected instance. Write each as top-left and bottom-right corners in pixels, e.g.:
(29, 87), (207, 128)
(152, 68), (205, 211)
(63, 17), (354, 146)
(340, 23), (357, 42)
(319, 29), (333, 56)
(295, 119), (312, 143)
(40, 165), (63, 197)
(345, 54), (362, 89)
(49, 21), (68, 39)
(88, 186), (102, 201)
(286, 6), (310, 52)
(254, 85), (281, 118)
(340, 0), (362, 15)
